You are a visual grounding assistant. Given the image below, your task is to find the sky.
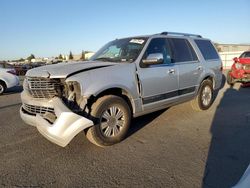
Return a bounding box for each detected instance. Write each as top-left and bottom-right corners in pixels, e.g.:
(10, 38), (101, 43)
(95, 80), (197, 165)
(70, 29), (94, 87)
(0, 0), (249, 60)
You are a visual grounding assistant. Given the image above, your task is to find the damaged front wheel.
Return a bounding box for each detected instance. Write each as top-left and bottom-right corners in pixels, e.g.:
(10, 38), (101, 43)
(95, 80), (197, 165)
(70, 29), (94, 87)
(86, 95), (131, 147)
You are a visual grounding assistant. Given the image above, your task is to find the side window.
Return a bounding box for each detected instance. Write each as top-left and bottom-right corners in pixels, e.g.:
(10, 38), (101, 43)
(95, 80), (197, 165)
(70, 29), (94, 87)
(143, 38), (172, 64)
(168, 38), (198, 63)
(195, 40), (219, 60)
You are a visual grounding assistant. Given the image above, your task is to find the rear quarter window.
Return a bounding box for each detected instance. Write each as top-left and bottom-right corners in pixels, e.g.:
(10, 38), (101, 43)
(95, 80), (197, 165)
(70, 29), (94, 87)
(168, 38), (198, 63)
(195, 40), (219, 60)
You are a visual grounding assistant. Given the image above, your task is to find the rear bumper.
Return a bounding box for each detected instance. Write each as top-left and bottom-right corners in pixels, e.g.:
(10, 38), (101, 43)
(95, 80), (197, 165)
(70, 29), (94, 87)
(20, 91), (93, 147)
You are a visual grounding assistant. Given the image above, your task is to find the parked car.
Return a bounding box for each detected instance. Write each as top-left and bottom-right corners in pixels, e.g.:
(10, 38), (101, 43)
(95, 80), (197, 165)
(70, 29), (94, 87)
(0, 67), (20, 95)
(227, 51), (250, 86)
(20, 32), (223, 147)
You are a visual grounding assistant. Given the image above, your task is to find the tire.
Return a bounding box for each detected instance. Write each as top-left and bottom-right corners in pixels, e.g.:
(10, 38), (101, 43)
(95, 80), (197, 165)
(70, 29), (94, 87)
(86, 95), (131, 147)
(0, 81), (6, 95)
(191, 80), (214, 111)
(227, 71), (234, 86)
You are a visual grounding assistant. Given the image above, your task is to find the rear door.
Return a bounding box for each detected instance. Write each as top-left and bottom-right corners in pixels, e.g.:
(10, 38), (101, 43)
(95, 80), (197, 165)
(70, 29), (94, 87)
(194, 39), (222, 89)
(168, 38), (202, 99)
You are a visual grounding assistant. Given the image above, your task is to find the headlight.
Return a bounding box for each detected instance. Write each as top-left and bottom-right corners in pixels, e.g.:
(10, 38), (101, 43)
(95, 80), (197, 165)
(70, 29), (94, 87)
(235, 63), (243, 70)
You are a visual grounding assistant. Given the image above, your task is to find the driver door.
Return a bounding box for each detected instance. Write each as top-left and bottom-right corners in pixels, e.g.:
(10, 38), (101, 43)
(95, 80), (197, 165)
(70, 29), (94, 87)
(137, 38), (179, 111)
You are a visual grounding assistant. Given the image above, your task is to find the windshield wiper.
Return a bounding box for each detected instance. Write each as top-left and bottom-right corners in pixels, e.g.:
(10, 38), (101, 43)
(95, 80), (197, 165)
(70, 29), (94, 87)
(94, 57), (114, 62)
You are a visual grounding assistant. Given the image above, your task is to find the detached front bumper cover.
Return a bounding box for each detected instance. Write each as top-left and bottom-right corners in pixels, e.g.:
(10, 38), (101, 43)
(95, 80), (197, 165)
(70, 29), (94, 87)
(20, 96), (93, 147)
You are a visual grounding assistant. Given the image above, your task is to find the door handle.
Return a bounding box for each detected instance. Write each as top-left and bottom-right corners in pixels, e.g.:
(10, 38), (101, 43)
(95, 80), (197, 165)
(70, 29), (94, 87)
(168, 69), (175, 74)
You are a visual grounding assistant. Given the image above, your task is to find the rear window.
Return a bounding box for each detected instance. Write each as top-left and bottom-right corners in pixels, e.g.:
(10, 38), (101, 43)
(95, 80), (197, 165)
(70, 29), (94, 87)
(168, 38), (198, 63)
(195, 40), (219, 60)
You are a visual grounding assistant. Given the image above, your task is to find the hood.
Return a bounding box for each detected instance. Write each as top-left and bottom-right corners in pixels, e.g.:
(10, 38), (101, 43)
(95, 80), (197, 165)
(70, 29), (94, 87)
(25, 61), (117, 78)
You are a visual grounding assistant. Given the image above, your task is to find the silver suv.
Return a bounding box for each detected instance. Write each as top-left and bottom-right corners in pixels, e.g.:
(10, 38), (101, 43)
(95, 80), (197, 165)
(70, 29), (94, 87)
(20, 32), (223, 147)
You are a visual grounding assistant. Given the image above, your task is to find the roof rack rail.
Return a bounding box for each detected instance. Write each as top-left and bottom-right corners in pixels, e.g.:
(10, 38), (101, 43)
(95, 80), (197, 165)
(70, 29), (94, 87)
(160, 32), (202, 38)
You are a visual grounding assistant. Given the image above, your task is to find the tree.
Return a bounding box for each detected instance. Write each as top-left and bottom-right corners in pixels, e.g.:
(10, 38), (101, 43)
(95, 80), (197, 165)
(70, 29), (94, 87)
(18, 58), (25, 62)
(27, 54), (35, 61)
(80, 50), (85, 60)
(58, 54), (63, 59)
(69, 51), (73, 60)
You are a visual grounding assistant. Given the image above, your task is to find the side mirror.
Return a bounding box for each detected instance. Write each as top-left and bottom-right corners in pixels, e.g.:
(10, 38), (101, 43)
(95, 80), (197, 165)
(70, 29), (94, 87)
(142, 53), (163, 65)
(233, 57), (238, 62)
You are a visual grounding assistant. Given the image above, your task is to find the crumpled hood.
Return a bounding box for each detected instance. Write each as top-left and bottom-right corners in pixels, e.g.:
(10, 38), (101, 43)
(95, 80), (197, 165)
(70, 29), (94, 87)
(25, 61), (117, 78)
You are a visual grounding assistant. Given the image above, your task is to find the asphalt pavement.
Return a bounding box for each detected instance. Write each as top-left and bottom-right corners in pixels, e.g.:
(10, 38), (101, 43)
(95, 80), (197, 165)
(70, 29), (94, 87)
(0, 77), (250, 188)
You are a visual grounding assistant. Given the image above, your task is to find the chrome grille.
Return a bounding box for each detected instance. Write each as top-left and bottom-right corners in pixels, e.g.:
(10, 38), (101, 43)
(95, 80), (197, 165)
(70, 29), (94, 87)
(26, 77), (61, 99)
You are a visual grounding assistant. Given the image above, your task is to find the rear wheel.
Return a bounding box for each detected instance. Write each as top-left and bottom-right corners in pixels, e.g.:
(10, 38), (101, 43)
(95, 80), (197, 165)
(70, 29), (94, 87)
(191, 80), (214, 111)
(0, 82), (6, 95)
(227, 71), (234, 86)
(86, 95), (131, 147)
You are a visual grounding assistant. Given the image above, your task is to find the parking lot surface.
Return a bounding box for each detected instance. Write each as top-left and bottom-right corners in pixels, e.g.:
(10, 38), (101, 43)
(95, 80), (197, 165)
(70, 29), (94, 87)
(0, 78), (250, 188)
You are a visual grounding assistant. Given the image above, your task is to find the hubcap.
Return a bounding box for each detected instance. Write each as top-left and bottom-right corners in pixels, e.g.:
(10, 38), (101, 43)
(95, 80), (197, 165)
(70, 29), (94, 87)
(201, 86), (212, 106)
(100, 106), (125, 137)
(0, 85), (4, 94)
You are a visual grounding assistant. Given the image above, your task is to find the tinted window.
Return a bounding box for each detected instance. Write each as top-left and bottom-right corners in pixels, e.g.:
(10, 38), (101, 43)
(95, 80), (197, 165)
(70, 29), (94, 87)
(195, 40), (219, 60)
(144, 38), (172, 64)
(240, 52), (250, 58)
(168, 38), (198, 63)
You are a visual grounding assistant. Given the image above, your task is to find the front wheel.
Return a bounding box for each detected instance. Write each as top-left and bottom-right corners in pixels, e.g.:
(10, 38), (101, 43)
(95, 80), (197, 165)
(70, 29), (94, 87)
(191, 80), (214, 111)
(0, 82), (6, 95)
(86, 95), (131, 147)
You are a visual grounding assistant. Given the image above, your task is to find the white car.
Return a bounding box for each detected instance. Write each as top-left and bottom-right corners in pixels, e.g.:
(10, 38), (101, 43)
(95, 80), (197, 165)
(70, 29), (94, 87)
(0, 67), (20, 95)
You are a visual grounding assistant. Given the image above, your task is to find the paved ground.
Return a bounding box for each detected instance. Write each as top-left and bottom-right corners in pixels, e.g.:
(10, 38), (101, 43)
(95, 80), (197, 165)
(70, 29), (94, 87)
(0, 77), (250, 188)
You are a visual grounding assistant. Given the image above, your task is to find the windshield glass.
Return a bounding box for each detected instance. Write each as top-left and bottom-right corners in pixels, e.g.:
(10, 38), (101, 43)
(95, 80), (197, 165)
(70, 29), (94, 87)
(91, 37), (148, 63)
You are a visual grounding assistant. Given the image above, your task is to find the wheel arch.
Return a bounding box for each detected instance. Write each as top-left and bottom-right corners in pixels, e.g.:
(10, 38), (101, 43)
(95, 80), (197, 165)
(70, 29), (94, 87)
(0, 79), (7, 89)
(87, 87), (135, 115)
(201, 74), (215, 89)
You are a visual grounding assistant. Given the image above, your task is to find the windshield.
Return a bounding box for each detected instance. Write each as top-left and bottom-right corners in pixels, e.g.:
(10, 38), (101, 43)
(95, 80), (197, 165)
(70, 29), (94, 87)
(91, 37), (148, 63)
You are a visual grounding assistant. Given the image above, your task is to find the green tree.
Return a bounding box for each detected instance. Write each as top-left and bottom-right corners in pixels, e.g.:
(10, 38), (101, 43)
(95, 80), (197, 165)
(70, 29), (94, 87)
(69, 51), (73, 60)
(27, 54), (35, 61)
(18, 58), (25, 62)
(80, 50), (85, 60)
(58, 54), (63, 59)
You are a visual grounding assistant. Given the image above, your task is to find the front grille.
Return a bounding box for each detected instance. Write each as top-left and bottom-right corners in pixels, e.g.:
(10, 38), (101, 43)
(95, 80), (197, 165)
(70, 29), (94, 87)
(25, 77), (61, 99)
(23, 103), (54, 115)
(243, 64), (250, 70)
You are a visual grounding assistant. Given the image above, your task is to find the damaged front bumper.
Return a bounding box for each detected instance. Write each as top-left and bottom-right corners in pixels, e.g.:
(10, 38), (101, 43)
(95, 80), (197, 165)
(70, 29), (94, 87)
(231, 70), (250, 83)
(20, 91), (93, 147)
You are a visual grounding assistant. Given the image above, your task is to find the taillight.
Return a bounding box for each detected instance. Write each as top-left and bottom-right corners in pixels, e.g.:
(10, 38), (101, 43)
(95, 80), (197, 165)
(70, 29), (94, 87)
(7, 69), (17, 75)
